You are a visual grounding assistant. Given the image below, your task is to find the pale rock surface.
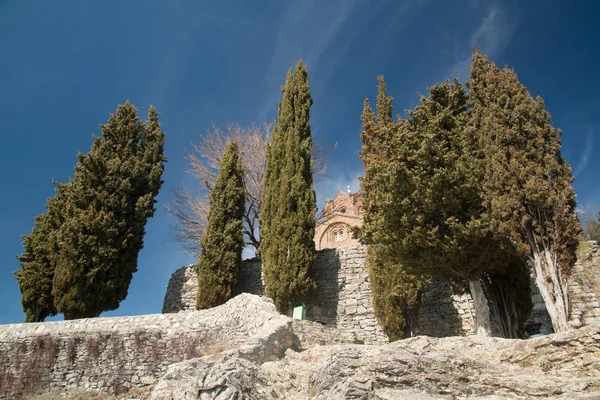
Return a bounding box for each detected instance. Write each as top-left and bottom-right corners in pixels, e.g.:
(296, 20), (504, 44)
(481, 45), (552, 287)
(7, 294), (599, 399)
(154, 320), (600, 400)
(150, 357), (277, 400)
(0, 294), (296, 399)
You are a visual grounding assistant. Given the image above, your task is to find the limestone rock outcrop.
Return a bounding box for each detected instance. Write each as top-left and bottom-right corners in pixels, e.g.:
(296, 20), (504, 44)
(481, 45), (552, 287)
(3, 294), (599, 399)
(0, 294), (296, 399)
(149, 304), (600, 399)
(299, 325), (600, 399)
(150, 357), (277, 400)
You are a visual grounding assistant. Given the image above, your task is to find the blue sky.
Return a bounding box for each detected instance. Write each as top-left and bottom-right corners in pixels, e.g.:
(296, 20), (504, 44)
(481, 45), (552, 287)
(1, 1), (598, 324)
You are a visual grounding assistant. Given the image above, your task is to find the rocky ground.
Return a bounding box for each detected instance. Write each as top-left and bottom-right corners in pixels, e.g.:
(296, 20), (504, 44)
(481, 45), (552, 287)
(151, 323), (600, 399)
(34, 295), (600, 400)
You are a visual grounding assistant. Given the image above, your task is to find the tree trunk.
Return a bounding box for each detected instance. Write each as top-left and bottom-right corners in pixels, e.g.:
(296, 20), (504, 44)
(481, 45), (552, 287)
(403, 303), (422, 338)
(481, 271), (531, 339)
(34, 307), (42, 323)
(469, 278), (493, 337)
(529, 247), (570, 332)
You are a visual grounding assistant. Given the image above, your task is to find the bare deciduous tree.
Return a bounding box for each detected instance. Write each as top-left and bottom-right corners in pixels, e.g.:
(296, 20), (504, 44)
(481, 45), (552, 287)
(578, 204), (600, 242)
(166, 122), (332, 256)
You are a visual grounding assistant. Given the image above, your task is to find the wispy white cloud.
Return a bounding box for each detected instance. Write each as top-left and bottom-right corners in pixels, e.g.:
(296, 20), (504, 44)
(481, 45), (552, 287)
(574, 127), (594, 177)
(256, 1), (359, 122)
(470, 3), (516, 54)
(316, 168), (362, 211)
(448, 1), (518, 80)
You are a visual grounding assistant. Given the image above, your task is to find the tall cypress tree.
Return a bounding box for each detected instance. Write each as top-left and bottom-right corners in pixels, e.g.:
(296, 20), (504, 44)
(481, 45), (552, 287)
(15, 215), (55, 322)
(196, 141), (245, 310)
(467, 51), (581, 332)
(260, 60), (317, 313)
(359, 77), (531, 338)
(15, 181), (71, 322)
(358, 77), (427, 340)
(52, 102), (166, 319)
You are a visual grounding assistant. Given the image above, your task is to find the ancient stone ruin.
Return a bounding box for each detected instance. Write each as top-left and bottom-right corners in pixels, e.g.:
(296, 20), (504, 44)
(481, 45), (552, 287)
(164, 246), (388, 344)
(314, 188), (364, 250)
(163, 242), (600, 341)
(1, 189), (599, 398)
(2, 294), (599, 399)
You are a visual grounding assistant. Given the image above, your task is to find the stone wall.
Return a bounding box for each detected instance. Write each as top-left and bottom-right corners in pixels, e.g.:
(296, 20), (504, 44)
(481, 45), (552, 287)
(162, 243), (600, 341)
(0, 294), (295, 399)
(569, 242), (600, 328)
(163, 247), (387, 344)
(307, 246), (386, 343)
(163, 248), (479, 340)
(523, 242), (600, 334)
(417, 280), (476, 337)
(525, 274), (555, 335)
(162, 259), (263, 313)
(162, 263), (196, 313)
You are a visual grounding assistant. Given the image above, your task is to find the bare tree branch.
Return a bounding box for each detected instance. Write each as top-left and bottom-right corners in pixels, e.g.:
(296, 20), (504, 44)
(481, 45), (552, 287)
(166, 122), (332, 256)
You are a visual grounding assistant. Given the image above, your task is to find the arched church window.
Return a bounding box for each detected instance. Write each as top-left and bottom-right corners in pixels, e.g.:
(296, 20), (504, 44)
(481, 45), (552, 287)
(334, 230), (344, 241)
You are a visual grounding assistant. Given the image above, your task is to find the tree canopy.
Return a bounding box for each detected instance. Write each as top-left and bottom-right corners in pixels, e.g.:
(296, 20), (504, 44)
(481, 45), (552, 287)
(359, 72), (538, 338)
(358, 77), (428, 339)
(467, 50), (581, 332)
(50, 102), (166, 319)
(260, 60), (318, 313)
(196, 141), (245, 310)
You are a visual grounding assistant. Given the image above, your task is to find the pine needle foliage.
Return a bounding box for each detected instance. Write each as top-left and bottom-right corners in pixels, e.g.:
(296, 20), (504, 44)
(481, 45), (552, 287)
(51, 102), (166, 319)
(196, 141), (245, 310)
(260, 60), (318, 313)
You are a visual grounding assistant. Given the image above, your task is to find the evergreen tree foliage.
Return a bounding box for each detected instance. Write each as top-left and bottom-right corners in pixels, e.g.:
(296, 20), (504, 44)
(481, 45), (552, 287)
(380, 80), (483, 278)
(15, 214), (56, 322)
(260, 60), (317, 313)
(52, 102), (166, 319)
(15, 182), (71, 322)
(367, 245), (425, 340)
(467, 50), (581, 332)
(359, 77), (532, 338)
(15, 222), (54, 322)
(196, 141), (245, 310)
(358, 77), (428, 340)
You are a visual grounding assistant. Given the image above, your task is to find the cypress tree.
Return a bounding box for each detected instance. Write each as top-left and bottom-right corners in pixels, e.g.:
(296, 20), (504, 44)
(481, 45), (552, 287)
(15, 214), (55, 322)
(15, 182), (71, 322)
(15, 220), (54, 322)
(358, 77), (427, 340)
(467, 51), (581, 332)
(52, 102), (166, 319)
(196, 141), (245, 310)
(260, 60), (317, 313)
(359, 77), (532, 338)
(382, 80), (498, 336)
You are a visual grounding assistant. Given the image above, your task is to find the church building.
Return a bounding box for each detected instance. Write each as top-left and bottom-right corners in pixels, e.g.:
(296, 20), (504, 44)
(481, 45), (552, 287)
(314, 187), (364, 250)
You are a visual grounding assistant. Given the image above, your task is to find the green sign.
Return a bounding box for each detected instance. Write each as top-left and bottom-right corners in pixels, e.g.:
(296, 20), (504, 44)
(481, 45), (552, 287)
(293, 303), (306, 320)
